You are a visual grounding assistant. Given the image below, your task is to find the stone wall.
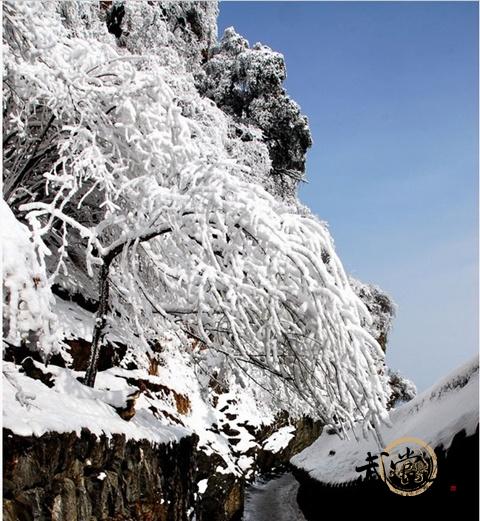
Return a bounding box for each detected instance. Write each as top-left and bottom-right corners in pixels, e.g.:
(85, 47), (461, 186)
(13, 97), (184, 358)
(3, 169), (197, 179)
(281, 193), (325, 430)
(255, 415), (323, 475)
(3, 429), (198, 521)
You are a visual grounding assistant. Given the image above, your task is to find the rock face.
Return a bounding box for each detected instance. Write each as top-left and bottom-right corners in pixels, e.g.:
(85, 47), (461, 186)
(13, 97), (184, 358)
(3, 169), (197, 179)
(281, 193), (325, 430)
(3, 429), (198, 521)
(196, 466), (244, 521)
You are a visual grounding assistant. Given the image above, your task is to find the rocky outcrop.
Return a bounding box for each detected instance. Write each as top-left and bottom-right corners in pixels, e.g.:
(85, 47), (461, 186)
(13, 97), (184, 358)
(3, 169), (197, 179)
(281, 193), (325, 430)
(195, 457), (244, 521)
(3, 429), (198, 521)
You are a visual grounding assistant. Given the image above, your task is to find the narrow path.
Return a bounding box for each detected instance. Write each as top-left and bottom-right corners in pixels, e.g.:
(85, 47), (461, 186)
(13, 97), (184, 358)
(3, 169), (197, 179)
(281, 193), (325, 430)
(242, 473), (307, 521)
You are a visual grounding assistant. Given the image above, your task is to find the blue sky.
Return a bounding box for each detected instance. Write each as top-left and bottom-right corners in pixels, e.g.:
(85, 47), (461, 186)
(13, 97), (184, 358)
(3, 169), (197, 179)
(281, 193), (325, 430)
(218, 1), (478, 391)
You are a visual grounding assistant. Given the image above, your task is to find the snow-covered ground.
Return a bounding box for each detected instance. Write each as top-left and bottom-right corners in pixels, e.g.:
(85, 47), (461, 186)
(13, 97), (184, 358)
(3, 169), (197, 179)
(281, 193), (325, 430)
(292, 355), (479, 485)
(243, 473), (306, 521)
(2, 361), (188, 444)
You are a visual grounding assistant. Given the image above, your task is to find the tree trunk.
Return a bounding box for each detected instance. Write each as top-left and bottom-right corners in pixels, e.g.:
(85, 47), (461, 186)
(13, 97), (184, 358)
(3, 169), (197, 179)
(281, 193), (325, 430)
(84, 261), (110, 387)
(82, 228), (171, 387)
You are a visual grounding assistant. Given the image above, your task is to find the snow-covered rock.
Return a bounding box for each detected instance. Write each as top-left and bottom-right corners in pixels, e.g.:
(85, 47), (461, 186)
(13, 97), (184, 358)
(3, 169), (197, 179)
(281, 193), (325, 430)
(262, 425), (296, 454)
(2, 360), (188, 444)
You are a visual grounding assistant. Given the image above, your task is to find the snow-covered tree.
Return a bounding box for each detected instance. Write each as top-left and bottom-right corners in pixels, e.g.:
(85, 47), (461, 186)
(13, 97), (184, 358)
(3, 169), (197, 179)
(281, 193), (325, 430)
(3, 0), (390, 434)
(111, 0), (218, 68)
(197, 27), (312, 201)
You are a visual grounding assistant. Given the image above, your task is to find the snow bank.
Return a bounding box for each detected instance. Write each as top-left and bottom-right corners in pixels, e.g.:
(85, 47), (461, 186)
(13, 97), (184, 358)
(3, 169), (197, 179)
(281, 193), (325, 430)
(292, 356), (479, 484)
(2, 360), (188, 444)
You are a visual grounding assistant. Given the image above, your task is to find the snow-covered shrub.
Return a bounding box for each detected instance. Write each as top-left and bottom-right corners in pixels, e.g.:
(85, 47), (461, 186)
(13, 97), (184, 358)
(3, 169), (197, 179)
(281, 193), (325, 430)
(349, 277), (396, 351)
(1, 201), (60, 359)
(387, 369), (417, 409)
(3, 0), (390, 433)
(197, 27), (312, 201)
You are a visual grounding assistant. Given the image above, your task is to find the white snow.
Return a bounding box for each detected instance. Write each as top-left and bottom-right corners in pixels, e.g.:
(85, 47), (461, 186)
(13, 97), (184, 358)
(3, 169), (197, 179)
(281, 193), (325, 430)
(197, 479), (209, 495)
(292, 355), (479, 485)
(1, 200), (60, 357)
(2, 360), (188, 445)
(262, 425), (296, 453)
(147, 340), (267, 477)
(53, 297), (96, 343)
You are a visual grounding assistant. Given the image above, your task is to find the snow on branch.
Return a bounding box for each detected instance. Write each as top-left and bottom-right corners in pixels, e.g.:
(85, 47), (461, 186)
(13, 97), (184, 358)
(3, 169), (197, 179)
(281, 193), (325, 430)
(3, 0), (390, 433)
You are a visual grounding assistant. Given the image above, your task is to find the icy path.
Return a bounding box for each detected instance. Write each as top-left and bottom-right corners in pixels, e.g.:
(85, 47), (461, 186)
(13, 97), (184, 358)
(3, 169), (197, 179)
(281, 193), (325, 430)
(242, 473), (307, 521)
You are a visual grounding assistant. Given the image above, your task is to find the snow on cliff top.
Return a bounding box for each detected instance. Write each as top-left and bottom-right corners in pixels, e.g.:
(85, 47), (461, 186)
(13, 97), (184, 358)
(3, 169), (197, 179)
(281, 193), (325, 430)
(2, 361), (189, 445)
(291, 355), (479, 485)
